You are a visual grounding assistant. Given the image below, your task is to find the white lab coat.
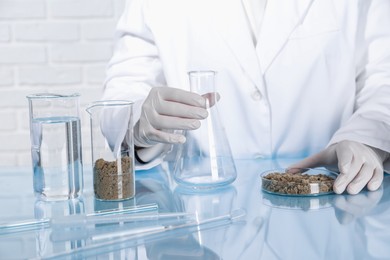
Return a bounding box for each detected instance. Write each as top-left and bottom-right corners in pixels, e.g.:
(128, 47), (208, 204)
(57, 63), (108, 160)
(103, 0), (390, 163)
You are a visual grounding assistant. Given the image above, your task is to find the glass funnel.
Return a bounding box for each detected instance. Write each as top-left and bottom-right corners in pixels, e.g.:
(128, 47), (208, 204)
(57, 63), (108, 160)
(173, 71), (237, 189)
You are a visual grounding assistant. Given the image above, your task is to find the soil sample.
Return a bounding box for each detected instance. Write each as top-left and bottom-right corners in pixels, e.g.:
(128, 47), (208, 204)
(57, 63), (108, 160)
(93, 156), (135, 200)
(262, 172), (334, 195)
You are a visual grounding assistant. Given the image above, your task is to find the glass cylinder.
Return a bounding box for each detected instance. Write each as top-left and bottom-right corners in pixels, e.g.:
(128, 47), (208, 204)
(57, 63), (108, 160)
(173, 71), (237, 189)
(27, 93), (83, 201)
(86, 100), (135, 201)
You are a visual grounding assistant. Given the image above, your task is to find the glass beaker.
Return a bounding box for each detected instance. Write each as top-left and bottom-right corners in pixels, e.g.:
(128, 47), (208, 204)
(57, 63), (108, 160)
(173, 71), (237, 188)
(27, 93), (83, 201)
(86, 100), (135, 201)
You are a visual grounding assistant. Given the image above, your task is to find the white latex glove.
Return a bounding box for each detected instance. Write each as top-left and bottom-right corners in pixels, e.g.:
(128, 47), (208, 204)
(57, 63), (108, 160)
(290, 140), (389, 195)
(134, 87), (208, 147)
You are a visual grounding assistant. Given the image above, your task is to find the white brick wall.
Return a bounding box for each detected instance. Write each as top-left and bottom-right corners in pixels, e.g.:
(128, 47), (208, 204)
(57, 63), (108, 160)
(48, 0), (114, 18)
(0, 0), (127, 167)
(0, 45), (46, 63)
(50, 43), (113, 62)
(0, 67), (14, 85)
(0, 24), (10, 41)
(19, 66), (82, 85)
(0, 0), (46, 19)
(14, 23), (80, 41)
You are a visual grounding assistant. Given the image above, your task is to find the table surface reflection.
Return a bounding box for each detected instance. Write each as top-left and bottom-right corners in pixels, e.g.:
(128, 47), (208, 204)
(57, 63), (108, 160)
(1, 158), (390, 260)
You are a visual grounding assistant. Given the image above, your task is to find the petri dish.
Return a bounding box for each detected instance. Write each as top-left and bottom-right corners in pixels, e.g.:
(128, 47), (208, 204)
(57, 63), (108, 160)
(260, 168), (338, 196)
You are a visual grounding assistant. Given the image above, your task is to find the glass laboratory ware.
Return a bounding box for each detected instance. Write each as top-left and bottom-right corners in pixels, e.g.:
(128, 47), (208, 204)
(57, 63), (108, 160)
(261, 168), (337, 196)
(27, 93), (83, 201)
(86, 100), (135, 201)
(173, 71), (237, 188)
(34, 198), (85, 258)
(174, 185), (237, 257)
(174, 185), (237, 219)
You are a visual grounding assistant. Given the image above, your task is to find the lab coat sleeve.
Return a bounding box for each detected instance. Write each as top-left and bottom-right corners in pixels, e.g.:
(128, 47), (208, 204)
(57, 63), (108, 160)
(328, 1), (390, 171)
(102, 0), (167, 170)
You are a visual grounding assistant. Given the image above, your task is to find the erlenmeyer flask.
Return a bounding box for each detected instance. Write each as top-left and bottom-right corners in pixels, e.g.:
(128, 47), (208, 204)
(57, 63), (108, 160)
(173, 71), (237, 188)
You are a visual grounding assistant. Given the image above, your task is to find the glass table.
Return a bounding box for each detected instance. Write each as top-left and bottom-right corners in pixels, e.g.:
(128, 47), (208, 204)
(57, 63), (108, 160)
(1, 158), (390, 259)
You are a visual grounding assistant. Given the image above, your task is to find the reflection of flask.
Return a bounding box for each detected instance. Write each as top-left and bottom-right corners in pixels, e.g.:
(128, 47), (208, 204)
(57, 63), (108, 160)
(146, 238), (220, 260)
(174, 185), (236, 258)
(174, 71), (237, 189)
(174, 185), (237, 218)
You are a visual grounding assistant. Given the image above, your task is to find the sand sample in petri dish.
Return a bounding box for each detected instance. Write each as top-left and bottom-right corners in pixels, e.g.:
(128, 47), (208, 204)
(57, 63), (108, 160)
(260, 168), (337, 196)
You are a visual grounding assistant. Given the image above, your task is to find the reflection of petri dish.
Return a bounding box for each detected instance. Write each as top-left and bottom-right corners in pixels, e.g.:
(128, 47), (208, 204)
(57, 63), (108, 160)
(262, 192), (335, 210)
(260, 168), (337, 197)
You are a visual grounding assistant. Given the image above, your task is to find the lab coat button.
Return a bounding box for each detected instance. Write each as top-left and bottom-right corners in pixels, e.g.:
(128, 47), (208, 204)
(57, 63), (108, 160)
(251, 90), (262, 101)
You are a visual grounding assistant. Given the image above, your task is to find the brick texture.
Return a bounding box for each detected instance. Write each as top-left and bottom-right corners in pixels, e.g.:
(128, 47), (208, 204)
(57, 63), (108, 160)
(0, 111), (17, 130)
(81, 21), (117, 40)
(0, 67), (14, 86)
(19, 66), (82, 85)
(0, 0), (46, 19)
(0, 46), (46, 64)
(50, 43), (112, 62)
(48, 0), (113, 18)
(0, 0), (126, 167)
(0, 24), (10, 42)
(14, 23), (80, 41)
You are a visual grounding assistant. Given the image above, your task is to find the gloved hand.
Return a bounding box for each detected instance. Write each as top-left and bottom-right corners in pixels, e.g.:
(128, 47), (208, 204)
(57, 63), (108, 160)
(289, 140), (389, 195)
(134, 87), (208, 147)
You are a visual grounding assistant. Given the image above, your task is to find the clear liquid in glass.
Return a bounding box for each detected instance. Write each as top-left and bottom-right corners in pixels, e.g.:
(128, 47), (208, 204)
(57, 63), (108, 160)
(31, 116), (83, 201)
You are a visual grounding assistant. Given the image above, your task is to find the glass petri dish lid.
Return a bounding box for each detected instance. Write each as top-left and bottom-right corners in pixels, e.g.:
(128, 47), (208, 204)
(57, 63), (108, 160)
(260, 168), (338, 196)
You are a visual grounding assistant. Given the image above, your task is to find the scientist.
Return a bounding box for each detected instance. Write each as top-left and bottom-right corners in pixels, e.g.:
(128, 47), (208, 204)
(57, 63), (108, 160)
(102, 0), (390, 194)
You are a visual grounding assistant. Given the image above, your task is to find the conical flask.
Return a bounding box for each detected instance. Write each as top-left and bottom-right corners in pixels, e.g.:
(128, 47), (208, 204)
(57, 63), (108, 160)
(173, 71), (237, 189)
